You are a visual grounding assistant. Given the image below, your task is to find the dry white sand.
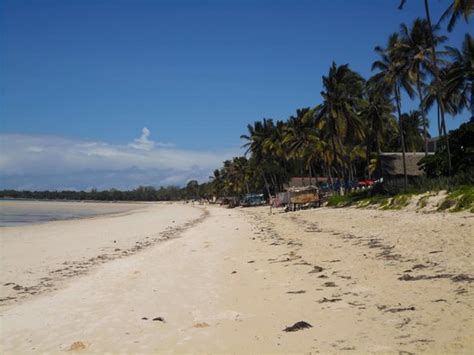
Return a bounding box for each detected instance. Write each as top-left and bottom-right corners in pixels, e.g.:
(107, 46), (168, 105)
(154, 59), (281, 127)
(0, 203), (473, 353)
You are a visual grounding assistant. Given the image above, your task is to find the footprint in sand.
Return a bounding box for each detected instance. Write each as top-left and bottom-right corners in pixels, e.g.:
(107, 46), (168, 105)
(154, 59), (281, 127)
(193, 322), (210, 328)
(67, 341), (86, 351)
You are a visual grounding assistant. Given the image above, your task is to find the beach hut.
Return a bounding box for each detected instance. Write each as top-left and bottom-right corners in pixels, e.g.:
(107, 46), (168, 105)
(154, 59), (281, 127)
(286, 185), (323, 211)
(375, 152), (432, 178)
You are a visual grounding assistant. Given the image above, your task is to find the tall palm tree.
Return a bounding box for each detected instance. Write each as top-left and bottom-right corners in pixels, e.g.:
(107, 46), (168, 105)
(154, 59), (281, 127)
(424, 67), (466, 134)
(439, 0), (474, 32)
(361, 82), (397, 177)
(446, 33), (474, 119)
(398, 18), (446, 155)
(399, 0), (453, 173)
(371, 33), (414, 187)
(315, 62), (365, 180)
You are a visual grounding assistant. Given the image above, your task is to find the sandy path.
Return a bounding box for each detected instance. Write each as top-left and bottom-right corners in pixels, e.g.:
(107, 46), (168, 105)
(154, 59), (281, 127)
(0, 204), (473, 353)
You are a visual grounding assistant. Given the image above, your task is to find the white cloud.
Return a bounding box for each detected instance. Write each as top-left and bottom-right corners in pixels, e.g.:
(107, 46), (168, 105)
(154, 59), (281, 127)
(128, 127), (154, 150)
(0, 129), (239, 190)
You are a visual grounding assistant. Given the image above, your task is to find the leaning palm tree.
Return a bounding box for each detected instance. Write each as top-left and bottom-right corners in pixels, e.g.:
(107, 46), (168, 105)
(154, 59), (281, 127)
(371, 33), (414, 188)
(438, 0), (474, 32)
(398, 18), (446, 155)
(445, 33), (474, 120)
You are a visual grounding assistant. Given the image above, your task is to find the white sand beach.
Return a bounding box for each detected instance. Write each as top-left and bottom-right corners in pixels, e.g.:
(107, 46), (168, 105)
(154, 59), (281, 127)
(0, 203), (473, 353)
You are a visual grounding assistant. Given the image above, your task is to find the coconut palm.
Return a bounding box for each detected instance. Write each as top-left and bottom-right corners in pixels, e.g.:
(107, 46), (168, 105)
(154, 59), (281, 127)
(424, 67), (466, 136)
(315, 62), (366, 179)
(446, 33), (474, 119)
(371, 33), (414, 187)
(398, 18), (446, 155)
(283, 108), (321, 179)
(398, 0), (453, 173)
(400, 110), (427, 152)
(240, 119), (277, 196)
(439, 0), (474, 32)
(361, 82), (398, 178)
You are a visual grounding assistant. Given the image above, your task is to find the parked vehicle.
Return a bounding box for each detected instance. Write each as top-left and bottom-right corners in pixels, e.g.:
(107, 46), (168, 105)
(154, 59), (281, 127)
(241, 193), (266, 207)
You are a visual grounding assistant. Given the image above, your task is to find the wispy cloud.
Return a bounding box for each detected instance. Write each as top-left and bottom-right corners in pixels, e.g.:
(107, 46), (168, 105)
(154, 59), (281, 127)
(0, 129), (238, 190)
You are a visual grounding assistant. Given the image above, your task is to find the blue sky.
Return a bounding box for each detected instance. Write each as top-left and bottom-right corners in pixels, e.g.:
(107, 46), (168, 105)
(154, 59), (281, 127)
(1, 0), (471, 190)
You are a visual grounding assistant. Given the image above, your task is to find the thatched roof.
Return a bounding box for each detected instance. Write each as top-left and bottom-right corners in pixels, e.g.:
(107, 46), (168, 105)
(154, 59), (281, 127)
(376, 152), (431, 177)
(286, 177), (328, 189)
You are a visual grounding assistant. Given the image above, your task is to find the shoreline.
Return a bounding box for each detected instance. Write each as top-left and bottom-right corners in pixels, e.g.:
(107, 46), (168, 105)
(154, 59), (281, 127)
(0, 203), (205, 307)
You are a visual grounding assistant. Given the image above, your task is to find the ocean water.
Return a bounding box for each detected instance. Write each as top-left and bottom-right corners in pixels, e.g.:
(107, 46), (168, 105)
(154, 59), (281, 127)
(0, 200), (143, 226)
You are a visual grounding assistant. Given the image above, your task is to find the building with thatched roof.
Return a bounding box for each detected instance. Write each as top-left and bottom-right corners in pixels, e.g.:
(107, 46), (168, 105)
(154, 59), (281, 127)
(284, 176), (328, 189)
(375, 152), (432, 178)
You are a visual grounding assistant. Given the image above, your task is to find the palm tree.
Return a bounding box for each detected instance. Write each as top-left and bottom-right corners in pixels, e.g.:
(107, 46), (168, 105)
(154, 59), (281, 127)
(361, 83), (397, 177)
(424, 67), (466, 135)
(400, 110), (427, 152)
(399, 0), (473, 32)
(446, 33), (474, 120)
(362, 84), (397, 155)
(439, 0), (474, 32)
(209, 169), (223, 197)
(398, 18), (446, 155)
(399, 0), (453, 173)
(240, 119), (275, 196)
(371, 33), (414, 187)
(315, 62), (365, 180)
(283, 108), (320, 180)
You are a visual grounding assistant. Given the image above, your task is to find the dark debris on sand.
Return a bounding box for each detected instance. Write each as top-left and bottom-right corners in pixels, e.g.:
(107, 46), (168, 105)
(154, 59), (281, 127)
(283, 321), (313, 332)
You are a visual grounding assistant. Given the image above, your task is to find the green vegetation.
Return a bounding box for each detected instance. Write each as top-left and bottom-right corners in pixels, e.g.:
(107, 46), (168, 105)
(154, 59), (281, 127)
(327, 184), (474, 213)
(440, 186), (474, 212)
(0, 182), (208, 202)
(417, 194), (431, 208)
(382, 194), (413, 210)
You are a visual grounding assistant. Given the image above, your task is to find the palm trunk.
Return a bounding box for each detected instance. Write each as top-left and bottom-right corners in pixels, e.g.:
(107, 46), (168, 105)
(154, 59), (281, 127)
(395, 85), (408, 189)
(471, 83), (474, 120)
(331, 135), (338, 178)
(366, 140), (371, 179)
(270, 173), (278, 193)
(437, 103), (442, 137)
(423, 0), (452, 174)
(260, 168), (272, 200)
(416, 72), (429, 155)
